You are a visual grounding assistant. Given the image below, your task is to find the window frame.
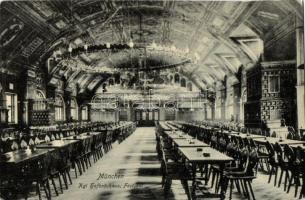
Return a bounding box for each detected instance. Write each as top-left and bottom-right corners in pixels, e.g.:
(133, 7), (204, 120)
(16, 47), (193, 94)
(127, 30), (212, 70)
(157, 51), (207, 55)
(34, 90), (46, 111)
(268, 75), (280, 93)
(6, 93), (18, 124)
(81, 106), (88, 121)
(70, 98), (78, 120)
(55, 95), (65, 121)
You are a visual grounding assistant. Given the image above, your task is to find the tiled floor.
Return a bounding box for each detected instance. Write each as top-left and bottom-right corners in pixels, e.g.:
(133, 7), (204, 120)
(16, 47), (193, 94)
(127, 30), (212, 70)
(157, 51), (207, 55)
(42, 128), (301, 200)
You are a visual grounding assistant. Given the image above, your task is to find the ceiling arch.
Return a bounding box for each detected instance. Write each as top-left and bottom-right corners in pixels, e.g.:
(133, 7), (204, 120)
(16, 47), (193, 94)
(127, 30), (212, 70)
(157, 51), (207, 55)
(0, 0), (303, 92)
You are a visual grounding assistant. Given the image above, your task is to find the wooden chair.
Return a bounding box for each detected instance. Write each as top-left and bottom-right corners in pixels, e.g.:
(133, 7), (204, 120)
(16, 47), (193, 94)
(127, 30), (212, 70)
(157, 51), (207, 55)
(285, 145), (302, 197)
(92, 133), (104, 162)
(25, 154), (52, 200)
(160, 149), (191, 199)
(273, 142), (290, 190)
(208, 140), (240, 193)
(266, 141), (280, 186)
(248, 138), (269, 172)
(297, 147), (305, 199)
(223, 148), (259, 200)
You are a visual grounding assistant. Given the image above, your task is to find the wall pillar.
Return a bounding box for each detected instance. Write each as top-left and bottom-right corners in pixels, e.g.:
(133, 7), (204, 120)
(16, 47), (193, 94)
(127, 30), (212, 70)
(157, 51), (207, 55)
(47, 98), (55, 125)
(64, 91), (72, 122)
(23, 100), (29, 126)
(211, 102), (215, 120)
(0, 82), (8, 125)
(296, 17), (305, 131)
(87, 104), (91, 121)
(204, 103), (207, 120)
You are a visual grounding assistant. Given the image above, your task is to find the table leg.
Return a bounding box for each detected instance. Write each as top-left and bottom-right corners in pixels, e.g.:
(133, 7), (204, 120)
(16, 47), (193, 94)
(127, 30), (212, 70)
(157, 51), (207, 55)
(191, 163), (197, 200)
(205, 164), (209, 185)
(181, 179), (191, 200)
(219, 163), (226, 200)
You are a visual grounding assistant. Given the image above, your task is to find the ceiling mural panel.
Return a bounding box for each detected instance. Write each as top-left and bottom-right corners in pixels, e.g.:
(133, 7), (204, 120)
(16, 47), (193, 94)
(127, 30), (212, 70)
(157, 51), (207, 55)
(0, 9), (25, 49)
(28, 1), (56, 19)
(247, 1), (290, 35)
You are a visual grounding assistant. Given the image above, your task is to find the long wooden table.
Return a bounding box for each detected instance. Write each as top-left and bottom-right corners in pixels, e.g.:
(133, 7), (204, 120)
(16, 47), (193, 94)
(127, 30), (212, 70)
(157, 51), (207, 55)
(36, 140), (79, 149)
(64, 134), (92, 140)
(167, 121), (183, 129)
(173, 138), (209, 148)
(159, 121), (177, 131)
(180, 122), (305, 147)
(289, 144), (305, 150)
(179, 147), (234, 199)
(0, 148), (53, 165)
(164, 130), (194, 140)
(230, 133), (266, 139)
(253, 137), (305, 145)
(85, 132), (103, 136)
(179, 146), (234, 163)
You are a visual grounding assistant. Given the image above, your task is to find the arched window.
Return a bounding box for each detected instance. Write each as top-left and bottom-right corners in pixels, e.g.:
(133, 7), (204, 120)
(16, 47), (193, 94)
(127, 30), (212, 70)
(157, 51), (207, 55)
(169, 75), (174, 83)
(81, 106), (88, 121)
(187, 82), (193, 91)
(6, 93), (18, 124)
(36, 90), (45, 99)
(55, 95), (65, 121)
(108, 78), (114, 86)
(35, 90), (46, 110)
(70, 98), (78, 120)
(181, 78), (186, 87)
(174, 74), (180, 84)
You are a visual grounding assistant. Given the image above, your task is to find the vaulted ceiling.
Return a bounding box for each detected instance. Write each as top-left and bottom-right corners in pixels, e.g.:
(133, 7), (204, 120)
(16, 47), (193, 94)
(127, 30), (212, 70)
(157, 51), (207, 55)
(0, 0), (303, 92)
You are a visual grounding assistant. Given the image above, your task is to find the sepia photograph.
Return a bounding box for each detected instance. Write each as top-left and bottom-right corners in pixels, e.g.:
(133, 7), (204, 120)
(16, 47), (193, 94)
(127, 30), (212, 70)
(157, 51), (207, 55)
(0, 0), (304, 199)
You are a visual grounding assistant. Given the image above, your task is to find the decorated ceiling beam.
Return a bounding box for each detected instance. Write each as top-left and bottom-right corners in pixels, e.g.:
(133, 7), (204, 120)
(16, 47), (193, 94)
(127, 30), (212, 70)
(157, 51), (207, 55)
(4, 1), (58, 38)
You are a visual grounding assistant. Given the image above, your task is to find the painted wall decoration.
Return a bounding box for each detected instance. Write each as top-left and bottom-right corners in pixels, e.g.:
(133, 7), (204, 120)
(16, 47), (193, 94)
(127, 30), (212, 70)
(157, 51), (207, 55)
(74, 1), (106, 19)
(0, 18), (24, 48)
(21, 37), (44, 58)
(30, 1), (54, 18)
(87, 76), (102, 91)
(245, 61), (296, 127)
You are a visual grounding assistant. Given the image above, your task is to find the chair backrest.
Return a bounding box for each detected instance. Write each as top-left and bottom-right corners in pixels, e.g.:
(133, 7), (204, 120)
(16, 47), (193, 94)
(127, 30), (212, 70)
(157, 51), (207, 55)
(265, 141), (276, 165)
(273, 142), (284, 163)
(20, 139), (28, 149)
(247, 149), (259, 176)
(210, 134), (217, 149)
(249, 138), (257, 149)
(257, 129), (262, 135)
(251, 129), (258, 135)
(271, 131), (277, 137)
(283, 144), (296, 163)
(236, 147), (258, 176)
(237, 137), (245, 149)
(226, 140), (238, 159)
(287, 132), (293, 140)
(161, 149), (168, 175)
(218, 136), (227, 152)
(297, 147), (305, 168)
(243, 138), (251, 148)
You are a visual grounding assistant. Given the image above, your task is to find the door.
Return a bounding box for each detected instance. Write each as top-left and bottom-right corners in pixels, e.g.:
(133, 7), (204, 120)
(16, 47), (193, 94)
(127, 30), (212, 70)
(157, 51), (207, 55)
(136, 110), (159, 126)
